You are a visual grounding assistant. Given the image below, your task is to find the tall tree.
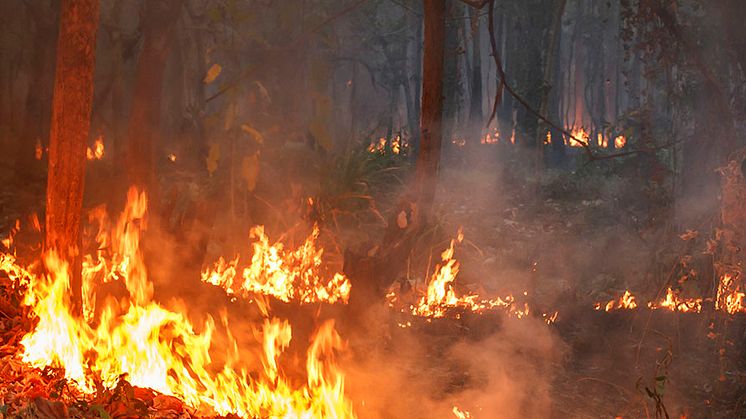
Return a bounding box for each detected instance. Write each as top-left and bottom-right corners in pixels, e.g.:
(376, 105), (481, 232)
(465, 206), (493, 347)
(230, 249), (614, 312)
(46, 0), (100, 313)
(126, 0), (182, 199)
(467, 6), (483, 151)
(416, 0), (446, 217)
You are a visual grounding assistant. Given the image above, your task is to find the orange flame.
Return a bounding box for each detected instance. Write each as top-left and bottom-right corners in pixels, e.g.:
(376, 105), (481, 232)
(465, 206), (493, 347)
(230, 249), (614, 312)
(594, 290), (638, 311)
(202, 225), (351, 305)
(2, 187), (356, 417)
(614, 135), (626, 149)
(86, 136), (104, 160)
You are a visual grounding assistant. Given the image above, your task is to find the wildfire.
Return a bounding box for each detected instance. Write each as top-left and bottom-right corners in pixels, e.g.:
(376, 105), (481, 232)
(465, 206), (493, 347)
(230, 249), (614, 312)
(715, 274), (745, 314)
(594, 290), (638, 311)
(614, 135), (626, 149)
(481, 128), (499, 144)
(389, 230), (531, 320)
(565, 127), (590, 148)
(201, 225), (351, 305)
(86, 136), (104, 160)
(594, 275), (745, 314)
(1, 187), (356, 418)
(648, 288), (703, 313)
(452, 406), (473, 418)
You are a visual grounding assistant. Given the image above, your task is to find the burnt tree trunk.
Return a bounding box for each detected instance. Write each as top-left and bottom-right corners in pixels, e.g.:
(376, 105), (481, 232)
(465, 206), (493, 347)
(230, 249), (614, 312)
(126, 0), (182, 200)
(46, 0), (100, 314)
(416, 0), (446, 218)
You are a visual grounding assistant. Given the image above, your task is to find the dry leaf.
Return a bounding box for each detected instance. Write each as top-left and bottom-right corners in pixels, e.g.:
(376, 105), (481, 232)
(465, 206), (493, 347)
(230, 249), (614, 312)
(240, 153), (260, 192)
(206, 143), (220, 176)
(203, 63), (222, 84)
(241, 123), (265, 144)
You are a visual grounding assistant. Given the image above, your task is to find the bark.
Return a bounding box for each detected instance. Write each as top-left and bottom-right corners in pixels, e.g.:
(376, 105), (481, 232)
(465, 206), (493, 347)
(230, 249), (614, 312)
(46, 0), (100, 314)
(15, 1), (59, 182)
(416, 0), (446, 216)
(126, 0), (182, 199)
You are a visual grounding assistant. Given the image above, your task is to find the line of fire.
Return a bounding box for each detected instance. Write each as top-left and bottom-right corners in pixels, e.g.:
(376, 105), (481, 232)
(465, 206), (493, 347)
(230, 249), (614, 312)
(0, 0), (744, 418)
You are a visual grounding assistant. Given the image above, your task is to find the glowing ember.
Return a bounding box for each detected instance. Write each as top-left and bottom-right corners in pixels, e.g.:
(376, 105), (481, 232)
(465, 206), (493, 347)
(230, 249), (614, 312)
(481, 129), (499, 144)
(86, 136), (104, 160)
(1, 187), (356, 418)
(34, 139), (43, 160)
(594, 290), (638, 311)
(202, 225), (351, 305)
(545, 131), (552, 145)
(614, 135), (626, 149)
(167, 153), (177, 162)
(451, 138), (466, 148)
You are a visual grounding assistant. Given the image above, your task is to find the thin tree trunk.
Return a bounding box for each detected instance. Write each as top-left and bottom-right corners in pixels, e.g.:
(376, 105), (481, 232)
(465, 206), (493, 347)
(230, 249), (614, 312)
(126, 0), (181, 200)
(467, 6), (483, 152)
(416, 0), (446, 217)
(46, 0), (100, 315)
(537, 0), (566, 166)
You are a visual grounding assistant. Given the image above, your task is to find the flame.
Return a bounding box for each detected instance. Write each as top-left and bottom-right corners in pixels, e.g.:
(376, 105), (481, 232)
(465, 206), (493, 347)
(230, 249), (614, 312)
(86, 136), (104, 160)
(648, 288), (702, 313)
(452, 406), (472, 418)
(367, 137), (386, 154)
(34, 139), (43, 160)
(392, 230), (532, 320)
(202, 225), (351, 305)
(614, 135), (626, 149)
(391, 135), (401, 154)
(715, 274), (745, 314)
(2, 187), (356, 418)
(545, 131), (552, 145)
(481, 129), (499, 144)
(167, 153), (177, 162)
(565, 127), (589, 148)
(451, 138), (466, 148)
(594, 290), (638, 311)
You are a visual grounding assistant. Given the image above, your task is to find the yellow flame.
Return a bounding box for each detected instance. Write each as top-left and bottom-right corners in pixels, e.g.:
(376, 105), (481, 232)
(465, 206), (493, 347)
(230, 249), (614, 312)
(202, 225), (351, 305)
(614, 135), (626, 149)
(594, 290), (638, 311)
(3, 187), (356, 418)
(86, 136), (105, 160)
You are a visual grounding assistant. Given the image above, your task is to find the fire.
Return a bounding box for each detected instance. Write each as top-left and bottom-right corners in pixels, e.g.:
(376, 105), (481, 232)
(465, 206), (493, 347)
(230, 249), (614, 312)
(391, 230), (531, 319)
(594, 290), (638, 311)
(545, 131), (551, 145)
(86, 136), (104, 160)
(565, 127), (589, 148)
(201, 225), (351, 305)
(481, 129), (499, 144)
(391, 135), (401, 154)
(167, 153), (177, 162)
(1, 187), (356, 418)
(367, 137), (386, 154)
(452, 406), (472, 418)
(614, 135), (626, 149)
(715, 274), (745, 314)
(34, 139), (43, 160)
(648, 288), (703, 313)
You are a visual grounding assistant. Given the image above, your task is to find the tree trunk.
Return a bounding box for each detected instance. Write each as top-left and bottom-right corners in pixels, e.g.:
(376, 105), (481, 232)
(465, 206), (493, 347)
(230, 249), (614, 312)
(126, 0), (182, 200)
(467, 6), (483, 152)
(46, 0), (100, 315)
(416, 0), (446, 217)
(537, 0), (566, 166)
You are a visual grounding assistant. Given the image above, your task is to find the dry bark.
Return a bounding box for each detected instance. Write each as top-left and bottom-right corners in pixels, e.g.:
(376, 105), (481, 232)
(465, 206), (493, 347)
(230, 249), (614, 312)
(46, 0), (100, 313)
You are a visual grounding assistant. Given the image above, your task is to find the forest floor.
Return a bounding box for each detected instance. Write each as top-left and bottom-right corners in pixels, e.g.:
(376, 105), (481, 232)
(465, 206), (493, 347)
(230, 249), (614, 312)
(0, 153), (745, 418)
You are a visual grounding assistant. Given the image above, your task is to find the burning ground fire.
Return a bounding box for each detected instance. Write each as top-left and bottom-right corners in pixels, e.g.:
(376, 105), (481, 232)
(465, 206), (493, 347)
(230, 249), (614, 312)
(0, 187), (355, 418)
(200, 225), (351, 305)
(386, 229), (557, 324)
(594, 275), (745, 314)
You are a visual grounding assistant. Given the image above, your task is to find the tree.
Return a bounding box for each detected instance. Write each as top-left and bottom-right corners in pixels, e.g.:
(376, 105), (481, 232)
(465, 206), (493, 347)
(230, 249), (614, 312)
(415, 0), (446, 217)
(46, 0), (100, 313)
